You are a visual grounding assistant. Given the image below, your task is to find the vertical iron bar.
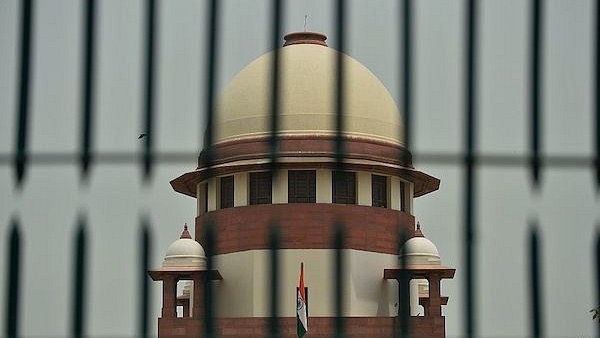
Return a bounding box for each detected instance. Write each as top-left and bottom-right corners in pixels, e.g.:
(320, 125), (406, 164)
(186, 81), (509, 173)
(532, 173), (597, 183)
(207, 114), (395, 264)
(596, 227), (600, 338)
(397, 228), (410, 338)
(138, 218), (152, 338)
(201, 0), (220, 331)
(529, 223), (543, 338)
(595, 0), (600, 191)
(204, 222), (215, 338)
(333, 224), (345, 338)
(72, 216), (87, 338)
(142, 0), (157, 181)
(14, 0), (33, 187)
(530, 0), (543, 188)
(402, 0), (412, 152)
(334, 0), (346, 168)
(269, 0), (283, 170)
(268, 225), (280, 338)
(201, 0), (220, 168)
(5, 219), (21, 338)
(464, 0), (477, 337)
(80, 0), (96, 181)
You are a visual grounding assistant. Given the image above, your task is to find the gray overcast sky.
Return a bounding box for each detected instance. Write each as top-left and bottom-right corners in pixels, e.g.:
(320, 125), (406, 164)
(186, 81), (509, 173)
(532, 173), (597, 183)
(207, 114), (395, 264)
(0, 0), (598, 337)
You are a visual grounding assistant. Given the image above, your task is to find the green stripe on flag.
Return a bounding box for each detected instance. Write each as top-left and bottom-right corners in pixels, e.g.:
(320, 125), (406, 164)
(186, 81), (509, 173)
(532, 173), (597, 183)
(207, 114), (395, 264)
(297, 314), (307, 338)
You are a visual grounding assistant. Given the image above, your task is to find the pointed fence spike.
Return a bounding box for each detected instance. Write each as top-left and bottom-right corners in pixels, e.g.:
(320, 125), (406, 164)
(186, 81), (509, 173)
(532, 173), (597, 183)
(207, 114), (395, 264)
(333, 223), (345, 338)
(595, 225), (600, 338)
(268, 224), (281, 338)
(138, 218), (152, 338)
(5, 218), (22, 338)
(529, 222), (543, 338)
(398, 227), (411, 338)
(71, 216), (88, 338)
(203, 221), (216, 338)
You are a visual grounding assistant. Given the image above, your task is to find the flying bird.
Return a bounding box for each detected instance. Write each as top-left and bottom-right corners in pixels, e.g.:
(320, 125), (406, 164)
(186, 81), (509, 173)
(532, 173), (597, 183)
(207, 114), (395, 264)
(138, 133), (147, 139)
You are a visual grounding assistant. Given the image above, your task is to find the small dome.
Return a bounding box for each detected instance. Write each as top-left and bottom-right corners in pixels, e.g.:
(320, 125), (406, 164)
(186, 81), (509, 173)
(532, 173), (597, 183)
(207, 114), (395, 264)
(162, 224), (207, 269)
(399, 223), (441, 265)
(213, 31), (403, 145)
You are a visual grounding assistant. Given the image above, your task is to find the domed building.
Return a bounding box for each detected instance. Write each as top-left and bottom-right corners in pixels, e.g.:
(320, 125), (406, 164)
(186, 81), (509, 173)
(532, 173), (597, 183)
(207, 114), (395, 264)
(152, 32), (454, 338)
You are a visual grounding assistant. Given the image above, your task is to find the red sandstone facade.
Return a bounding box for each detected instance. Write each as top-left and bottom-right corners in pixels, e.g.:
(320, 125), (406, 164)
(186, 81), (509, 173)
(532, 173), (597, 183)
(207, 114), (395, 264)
(196, 204), (415, 255)
(158, 316), (447, 338)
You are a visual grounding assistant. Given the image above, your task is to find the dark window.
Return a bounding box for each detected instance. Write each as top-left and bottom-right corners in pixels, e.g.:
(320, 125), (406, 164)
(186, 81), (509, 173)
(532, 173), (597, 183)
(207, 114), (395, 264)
(288, 170), (316, 203)
(220, 175), (234, 209)
(332, 171), (356, 204)
(400, 181), (406, 211)
(372, 175), (387, 208)
(250, 172), (272, 205)
(202, 183), (208, 213)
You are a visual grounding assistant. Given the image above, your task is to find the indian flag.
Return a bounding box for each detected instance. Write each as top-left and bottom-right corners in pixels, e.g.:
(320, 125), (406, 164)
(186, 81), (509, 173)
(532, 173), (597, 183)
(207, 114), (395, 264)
(297, 262), (308, 338)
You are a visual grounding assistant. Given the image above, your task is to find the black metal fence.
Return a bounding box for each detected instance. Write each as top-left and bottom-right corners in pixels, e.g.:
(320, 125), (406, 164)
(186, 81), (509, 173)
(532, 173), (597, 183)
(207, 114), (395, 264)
(1, 0), (599, 337)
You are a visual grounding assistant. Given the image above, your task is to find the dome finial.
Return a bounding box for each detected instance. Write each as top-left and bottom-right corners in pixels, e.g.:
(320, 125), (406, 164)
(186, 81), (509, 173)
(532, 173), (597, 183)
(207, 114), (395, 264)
(414, 221), (424, 237)
(180, 223), (192, 239)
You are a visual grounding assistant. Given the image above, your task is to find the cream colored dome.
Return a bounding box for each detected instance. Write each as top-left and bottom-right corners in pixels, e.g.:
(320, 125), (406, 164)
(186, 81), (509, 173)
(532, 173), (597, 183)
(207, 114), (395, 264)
(399, 224), (441, 266)
(214, 32), (403, 145)
(162, 225), (207, 268)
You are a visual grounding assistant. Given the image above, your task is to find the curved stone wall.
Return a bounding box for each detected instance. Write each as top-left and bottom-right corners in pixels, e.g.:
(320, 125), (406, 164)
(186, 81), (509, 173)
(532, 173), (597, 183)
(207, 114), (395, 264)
(195, 203), (415, 255)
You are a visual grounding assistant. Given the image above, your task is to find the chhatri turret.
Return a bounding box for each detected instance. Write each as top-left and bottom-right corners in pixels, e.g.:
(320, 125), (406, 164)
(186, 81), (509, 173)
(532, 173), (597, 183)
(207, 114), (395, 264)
(384, 222), (455, 337)
(149, 225), (222, 336)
